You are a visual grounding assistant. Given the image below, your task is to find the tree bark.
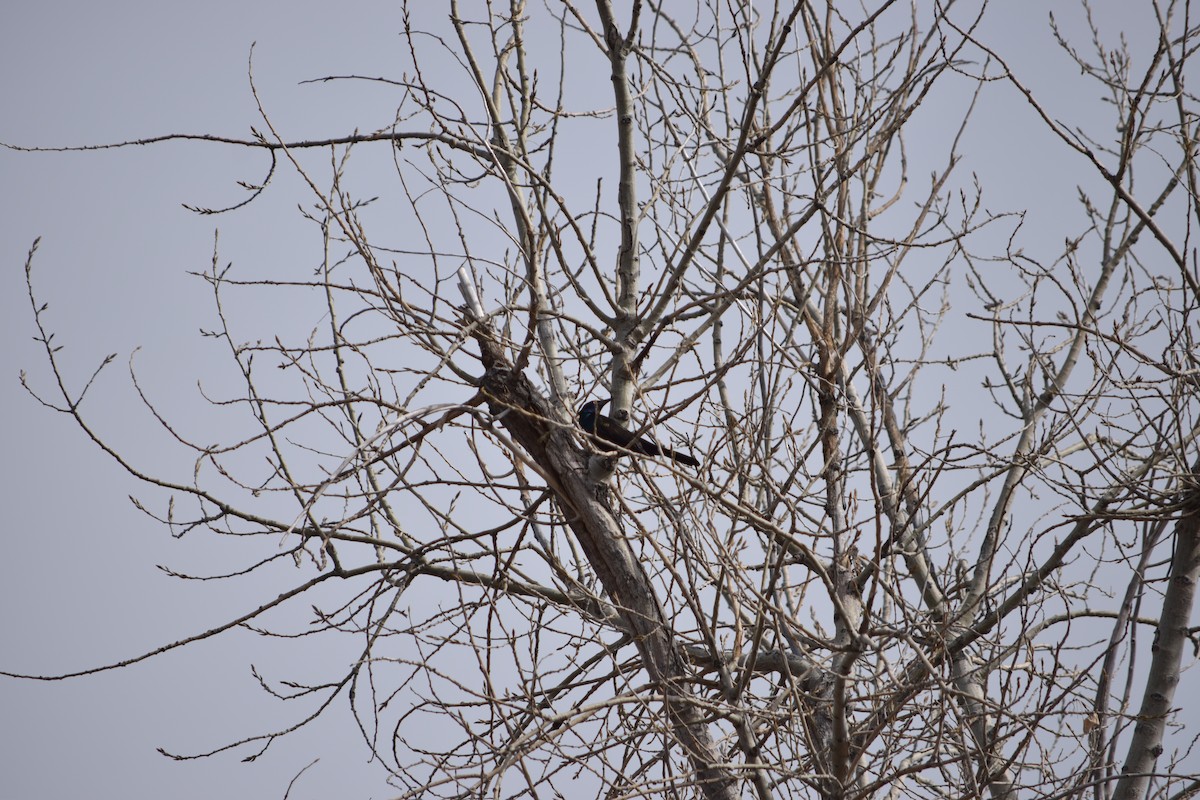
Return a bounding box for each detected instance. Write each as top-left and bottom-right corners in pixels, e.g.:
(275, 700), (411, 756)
(1114, 463), (1200, 800)
(475, 330), (740, 800)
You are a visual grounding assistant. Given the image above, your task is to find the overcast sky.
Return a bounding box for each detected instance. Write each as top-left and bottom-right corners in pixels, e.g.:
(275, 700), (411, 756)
(2, 4), (421, 797)
(1, 2), (1188, 799)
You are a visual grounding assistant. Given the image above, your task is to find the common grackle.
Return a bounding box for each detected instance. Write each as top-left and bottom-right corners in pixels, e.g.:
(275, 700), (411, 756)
(577, 398), (700, 468)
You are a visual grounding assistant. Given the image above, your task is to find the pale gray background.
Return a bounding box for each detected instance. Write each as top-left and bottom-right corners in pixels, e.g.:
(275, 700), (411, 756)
(1, 2), (1185, 798)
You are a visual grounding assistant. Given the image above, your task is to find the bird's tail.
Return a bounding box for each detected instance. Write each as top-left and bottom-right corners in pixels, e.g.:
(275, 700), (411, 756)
(658, 446), (700, 468)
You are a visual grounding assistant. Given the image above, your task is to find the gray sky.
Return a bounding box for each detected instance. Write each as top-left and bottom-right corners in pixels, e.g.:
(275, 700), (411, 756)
(2, 2), (1189, 798)
(2, 2), (412, 797)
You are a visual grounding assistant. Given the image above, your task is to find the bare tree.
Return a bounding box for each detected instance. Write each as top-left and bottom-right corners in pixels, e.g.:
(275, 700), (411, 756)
(8, 1), (1200, 799)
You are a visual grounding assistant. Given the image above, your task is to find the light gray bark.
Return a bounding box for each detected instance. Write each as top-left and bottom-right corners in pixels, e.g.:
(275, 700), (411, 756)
(1113, 467), (1200, 800)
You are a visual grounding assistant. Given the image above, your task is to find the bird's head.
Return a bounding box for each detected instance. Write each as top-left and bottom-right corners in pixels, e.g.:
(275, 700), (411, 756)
(577, 398), (609, 431)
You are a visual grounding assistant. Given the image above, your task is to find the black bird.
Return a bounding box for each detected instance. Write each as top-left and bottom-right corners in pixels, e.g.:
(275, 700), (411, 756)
(577, 398), (700, 468)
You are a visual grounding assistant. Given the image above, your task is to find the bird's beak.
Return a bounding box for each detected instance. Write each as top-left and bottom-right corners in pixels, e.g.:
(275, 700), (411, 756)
(596, 398), (610, 411)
